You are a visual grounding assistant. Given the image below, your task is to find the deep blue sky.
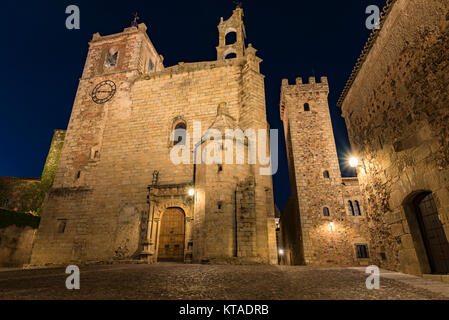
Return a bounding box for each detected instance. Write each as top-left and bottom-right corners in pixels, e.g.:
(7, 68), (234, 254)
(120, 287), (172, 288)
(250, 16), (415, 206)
(0, 0), (385, 210)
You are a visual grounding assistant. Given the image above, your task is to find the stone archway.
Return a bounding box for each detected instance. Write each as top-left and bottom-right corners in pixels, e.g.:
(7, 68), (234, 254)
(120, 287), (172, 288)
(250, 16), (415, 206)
(404, 191), (449, 274)
(157, 207), (186, 262)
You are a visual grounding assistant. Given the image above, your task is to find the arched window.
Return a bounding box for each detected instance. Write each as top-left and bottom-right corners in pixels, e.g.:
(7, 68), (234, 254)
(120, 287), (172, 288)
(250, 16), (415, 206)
(348, 200), (355, 216)
(304, 103), (310, 112)
(225, 32), (237, 45)
(105, 47), (118, 67)
(225, 52), (237, 60)
(173, 122), (187, 146)
(148, 59), (155, 72)
(323, 170), (330, 179)
(323, 207), (330, 217)
(354, 200), (362, 216)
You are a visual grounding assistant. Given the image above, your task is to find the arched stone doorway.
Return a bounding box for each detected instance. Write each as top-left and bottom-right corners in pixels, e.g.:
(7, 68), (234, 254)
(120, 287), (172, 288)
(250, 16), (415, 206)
(415, 193), (449, 274)
(405, 192), (449, 274)
(157, 207), (185, 262)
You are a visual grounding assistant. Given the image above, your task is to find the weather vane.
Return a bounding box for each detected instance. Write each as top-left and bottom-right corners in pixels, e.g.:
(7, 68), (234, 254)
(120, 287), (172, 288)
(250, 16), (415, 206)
(131, 12), (140, 28)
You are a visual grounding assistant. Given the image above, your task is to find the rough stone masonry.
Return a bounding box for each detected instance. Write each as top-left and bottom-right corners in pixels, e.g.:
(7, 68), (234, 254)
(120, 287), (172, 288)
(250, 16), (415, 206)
(280, 77), (369, 267)
(338, 0), (449, 276)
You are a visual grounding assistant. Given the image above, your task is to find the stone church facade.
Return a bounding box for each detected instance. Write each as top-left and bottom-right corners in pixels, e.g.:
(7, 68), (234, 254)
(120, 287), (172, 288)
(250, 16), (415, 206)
(29, 8), (278, 266)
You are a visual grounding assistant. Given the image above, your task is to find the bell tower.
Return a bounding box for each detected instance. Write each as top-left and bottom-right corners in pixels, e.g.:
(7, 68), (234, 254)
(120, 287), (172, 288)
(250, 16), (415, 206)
(82, 23), (164, 80)
(216, 7), (246, 60)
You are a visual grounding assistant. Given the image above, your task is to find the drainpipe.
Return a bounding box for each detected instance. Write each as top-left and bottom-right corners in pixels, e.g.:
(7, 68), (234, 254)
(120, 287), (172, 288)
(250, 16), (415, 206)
(148, 187), (155, 255)
(234, 188), (239, 257)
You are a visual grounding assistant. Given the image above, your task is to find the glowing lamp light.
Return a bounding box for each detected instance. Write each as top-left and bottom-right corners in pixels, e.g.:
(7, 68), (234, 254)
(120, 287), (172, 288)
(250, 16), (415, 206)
(279, 249), (284, 255)
(349, 157), (359, 168)
(329, 222), (335, 232)
(188, 188), (195, 197)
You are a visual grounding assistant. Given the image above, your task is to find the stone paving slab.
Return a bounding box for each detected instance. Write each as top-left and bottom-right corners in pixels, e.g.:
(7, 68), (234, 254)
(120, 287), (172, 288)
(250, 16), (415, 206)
(349, 267), (449, 298)
(0, 263), (448, 300)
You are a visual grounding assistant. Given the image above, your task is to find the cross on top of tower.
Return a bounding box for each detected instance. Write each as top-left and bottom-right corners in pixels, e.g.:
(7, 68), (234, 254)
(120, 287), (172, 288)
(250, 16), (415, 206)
(131, 12), (140, 28)
(233, 0), (243, 9)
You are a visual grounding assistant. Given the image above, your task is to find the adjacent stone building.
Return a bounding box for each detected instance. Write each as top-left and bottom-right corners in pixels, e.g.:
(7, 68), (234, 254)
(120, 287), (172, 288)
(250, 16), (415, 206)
(338, 0), (449, 275)
(29, 8), (278, 266)
(279, 77), (370, 266)
(0, 130), (64, 267)
(0, 130), (65, 214)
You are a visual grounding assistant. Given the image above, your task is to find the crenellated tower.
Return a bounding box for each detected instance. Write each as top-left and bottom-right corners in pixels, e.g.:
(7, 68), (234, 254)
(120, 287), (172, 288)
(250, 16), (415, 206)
(280, 76), (369, 266)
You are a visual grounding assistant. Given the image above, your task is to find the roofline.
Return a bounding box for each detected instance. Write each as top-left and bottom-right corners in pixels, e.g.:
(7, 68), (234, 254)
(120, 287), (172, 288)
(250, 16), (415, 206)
(337, 0), (397, 108)
(0, 177), (41, 182)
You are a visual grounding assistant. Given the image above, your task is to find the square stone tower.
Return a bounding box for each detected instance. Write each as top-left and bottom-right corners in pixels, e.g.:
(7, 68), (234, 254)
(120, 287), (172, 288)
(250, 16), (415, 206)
(30, 8), (278, 266)
(280, 77), (370, 266)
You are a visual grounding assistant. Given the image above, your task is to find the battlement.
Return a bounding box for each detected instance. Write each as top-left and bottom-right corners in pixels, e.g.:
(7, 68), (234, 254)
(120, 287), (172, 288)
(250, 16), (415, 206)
(281, 76), (329, 91)
(280, 76), (330, 120)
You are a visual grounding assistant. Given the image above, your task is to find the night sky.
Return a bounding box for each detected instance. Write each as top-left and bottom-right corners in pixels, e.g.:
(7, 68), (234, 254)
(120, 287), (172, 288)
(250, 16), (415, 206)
(0, 0), (386, 210)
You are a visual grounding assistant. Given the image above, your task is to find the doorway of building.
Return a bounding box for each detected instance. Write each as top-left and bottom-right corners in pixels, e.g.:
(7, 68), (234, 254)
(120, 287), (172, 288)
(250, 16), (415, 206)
(157, 207), (185, 262)
(415, 193), (449, 274)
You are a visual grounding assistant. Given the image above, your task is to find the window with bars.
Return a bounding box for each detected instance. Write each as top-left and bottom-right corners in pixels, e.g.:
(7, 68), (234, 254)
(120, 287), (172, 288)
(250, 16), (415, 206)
(355, 244), (369, 259)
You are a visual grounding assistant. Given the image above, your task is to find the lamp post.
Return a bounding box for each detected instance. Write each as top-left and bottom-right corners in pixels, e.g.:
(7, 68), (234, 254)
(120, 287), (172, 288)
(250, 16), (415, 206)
(349, 157), (359, 168)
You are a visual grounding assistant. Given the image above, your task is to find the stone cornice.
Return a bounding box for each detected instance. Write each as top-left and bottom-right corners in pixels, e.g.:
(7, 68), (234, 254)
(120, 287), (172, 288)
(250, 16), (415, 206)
(136, 57), (248, 82)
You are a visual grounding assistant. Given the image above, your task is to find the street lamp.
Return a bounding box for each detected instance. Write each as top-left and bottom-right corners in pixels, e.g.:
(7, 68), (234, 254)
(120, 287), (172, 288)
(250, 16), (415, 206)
(349, 157), (359, 168)
(188, 188), (195, 197)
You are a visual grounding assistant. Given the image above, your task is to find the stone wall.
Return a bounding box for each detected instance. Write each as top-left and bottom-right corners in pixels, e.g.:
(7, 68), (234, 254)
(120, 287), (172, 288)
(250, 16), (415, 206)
(280, 77), (370, 266)
(0, 178), (42, 213)
(0, 225), (37, 267)
(340, 0), (449, 275)
(0, 130), (65, 214)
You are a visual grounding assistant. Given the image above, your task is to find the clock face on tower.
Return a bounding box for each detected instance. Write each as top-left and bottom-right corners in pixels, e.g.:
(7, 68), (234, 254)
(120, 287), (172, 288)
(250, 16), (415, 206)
(91, 80), (116, 104)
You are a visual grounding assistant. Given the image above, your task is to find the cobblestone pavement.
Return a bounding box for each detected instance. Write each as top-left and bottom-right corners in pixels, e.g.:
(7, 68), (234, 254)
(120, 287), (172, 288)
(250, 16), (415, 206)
(0, 263), (449, 300)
